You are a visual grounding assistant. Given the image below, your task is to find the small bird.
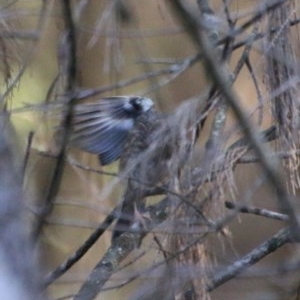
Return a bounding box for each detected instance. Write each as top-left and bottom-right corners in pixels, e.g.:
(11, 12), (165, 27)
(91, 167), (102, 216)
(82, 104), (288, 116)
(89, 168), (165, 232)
(70, 96), (167, 239)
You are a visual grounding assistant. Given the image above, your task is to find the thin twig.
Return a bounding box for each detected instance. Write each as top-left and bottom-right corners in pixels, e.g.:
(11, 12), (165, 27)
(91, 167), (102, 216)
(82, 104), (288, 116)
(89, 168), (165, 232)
(238, 149), (300, 164)
(73, 54), (201, 100)
(31, 0), (78, 240)
(22, 131), (34, 180)
(225, 201), (289, 221)
(1, 1), (51, 102)
(43, 206), (118, 286)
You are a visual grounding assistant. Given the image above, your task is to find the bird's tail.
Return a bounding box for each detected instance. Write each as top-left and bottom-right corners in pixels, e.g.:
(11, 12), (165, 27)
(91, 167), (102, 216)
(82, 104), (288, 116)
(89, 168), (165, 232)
(111, 197), (135, 241)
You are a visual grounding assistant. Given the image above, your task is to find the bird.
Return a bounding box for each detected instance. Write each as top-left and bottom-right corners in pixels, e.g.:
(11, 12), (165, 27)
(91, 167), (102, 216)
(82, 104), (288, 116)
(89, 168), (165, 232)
(70, 95), (201, 241)
(70, 95), (169, 240)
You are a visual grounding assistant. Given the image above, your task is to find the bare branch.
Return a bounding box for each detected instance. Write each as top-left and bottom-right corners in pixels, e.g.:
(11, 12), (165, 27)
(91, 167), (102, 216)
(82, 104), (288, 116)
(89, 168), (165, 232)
(207, 228), (291, 291)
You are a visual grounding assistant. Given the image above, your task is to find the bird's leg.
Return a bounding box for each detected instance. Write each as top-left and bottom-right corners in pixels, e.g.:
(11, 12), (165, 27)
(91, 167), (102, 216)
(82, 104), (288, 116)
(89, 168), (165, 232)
(132, 202), (152, 233)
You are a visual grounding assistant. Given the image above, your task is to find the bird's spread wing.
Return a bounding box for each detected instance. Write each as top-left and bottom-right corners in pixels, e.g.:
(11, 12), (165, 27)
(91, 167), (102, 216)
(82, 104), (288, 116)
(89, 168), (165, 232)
(69, 96), (153, 165)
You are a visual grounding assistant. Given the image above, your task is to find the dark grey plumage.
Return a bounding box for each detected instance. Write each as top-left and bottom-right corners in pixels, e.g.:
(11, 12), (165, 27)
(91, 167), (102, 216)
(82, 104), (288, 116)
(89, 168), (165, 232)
(70, 96), (153, 165)
(113, 109), (172, 239)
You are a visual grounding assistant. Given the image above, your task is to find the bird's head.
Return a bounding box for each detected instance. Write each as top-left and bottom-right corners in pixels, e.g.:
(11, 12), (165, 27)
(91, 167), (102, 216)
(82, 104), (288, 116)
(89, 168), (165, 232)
(123, 96), (154, 117)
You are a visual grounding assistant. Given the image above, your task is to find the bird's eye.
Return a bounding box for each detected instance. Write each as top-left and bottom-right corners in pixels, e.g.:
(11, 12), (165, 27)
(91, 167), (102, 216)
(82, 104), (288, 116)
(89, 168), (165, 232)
(129, 98), (143, 112)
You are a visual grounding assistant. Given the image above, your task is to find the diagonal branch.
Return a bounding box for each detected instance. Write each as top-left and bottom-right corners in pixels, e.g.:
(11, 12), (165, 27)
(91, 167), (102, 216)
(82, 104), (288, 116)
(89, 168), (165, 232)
(207, 228), (291, 291)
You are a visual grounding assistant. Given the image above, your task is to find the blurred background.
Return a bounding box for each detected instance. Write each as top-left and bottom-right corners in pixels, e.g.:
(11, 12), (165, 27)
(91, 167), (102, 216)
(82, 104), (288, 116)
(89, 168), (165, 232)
(1, 0), (300, 299)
